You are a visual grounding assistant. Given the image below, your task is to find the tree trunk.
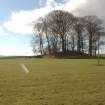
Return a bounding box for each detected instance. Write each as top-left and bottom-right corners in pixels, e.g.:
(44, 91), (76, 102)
(77, 31), (81, 53)
(72, 35), (75, 52)
(39, 34), (43, 55)
(89, 34), (92, 56)
(66, 36), (69, 51)
(81, 36), (84, 53)
(61, 37), (66, 55)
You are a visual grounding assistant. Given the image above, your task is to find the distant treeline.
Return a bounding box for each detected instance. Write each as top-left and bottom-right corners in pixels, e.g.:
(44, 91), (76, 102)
(32, 10), (105, 57)
(0, 56), (43, 59)
(0, 55), (105, 59)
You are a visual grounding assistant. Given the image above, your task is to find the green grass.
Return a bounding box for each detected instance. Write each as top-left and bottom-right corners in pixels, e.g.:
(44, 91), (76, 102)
(0, 58), (105, 105)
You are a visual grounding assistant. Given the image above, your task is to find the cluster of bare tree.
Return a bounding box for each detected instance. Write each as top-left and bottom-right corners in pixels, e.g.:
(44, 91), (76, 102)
(32, 10), (105, 56)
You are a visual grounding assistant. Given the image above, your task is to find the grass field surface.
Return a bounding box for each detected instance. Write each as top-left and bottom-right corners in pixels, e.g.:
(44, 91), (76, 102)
(0, 58), (105, 105)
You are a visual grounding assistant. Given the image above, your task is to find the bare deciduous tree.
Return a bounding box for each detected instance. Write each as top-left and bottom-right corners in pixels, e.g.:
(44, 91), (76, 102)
(84, 15), (104, 56)
(46, 10), (75, 55)
(33, 18), (44, 55)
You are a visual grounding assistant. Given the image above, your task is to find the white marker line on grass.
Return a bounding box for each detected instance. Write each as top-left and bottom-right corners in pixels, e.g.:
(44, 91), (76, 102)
(20, 64), (29, 74)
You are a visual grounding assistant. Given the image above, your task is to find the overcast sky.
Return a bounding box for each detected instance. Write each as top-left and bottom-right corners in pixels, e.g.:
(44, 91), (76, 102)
(0, 0), (104, 56)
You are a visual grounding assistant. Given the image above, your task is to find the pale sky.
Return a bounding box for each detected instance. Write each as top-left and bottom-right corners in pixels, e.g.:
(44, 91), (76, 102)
(0, 0), (104, 56)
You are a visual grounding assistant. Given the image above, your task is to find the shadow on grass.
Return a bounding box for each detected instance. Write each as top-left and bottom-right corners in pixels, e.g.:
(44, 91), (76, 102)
(95, 63), (105, 66)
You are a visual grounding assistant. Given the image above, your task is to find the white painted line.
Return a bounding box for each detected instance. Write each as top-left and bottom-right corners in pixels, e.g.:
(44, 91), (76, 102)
(20, 64), (29, 74)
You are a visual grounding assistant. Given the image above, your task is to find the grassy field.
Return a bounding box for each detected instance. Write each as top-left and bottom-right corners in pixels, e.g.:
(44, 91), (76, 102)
(0, 58), (105, 105)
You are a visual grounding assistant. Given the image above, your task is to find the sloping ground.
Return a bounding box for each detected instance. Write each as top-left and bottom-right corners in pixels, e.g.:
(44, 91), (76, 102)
(0, 59), (105, 105)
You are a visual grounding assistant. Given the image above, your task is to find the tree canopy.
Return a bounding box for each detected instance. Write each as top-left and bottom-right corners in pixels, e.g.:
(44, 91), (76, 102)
(32, 10), (105, 57)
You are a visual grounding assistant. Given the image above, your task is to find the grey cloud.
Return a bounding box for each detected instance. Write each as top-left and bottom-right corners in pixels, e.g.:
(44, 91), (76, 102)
(72, 0), (105, 20)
